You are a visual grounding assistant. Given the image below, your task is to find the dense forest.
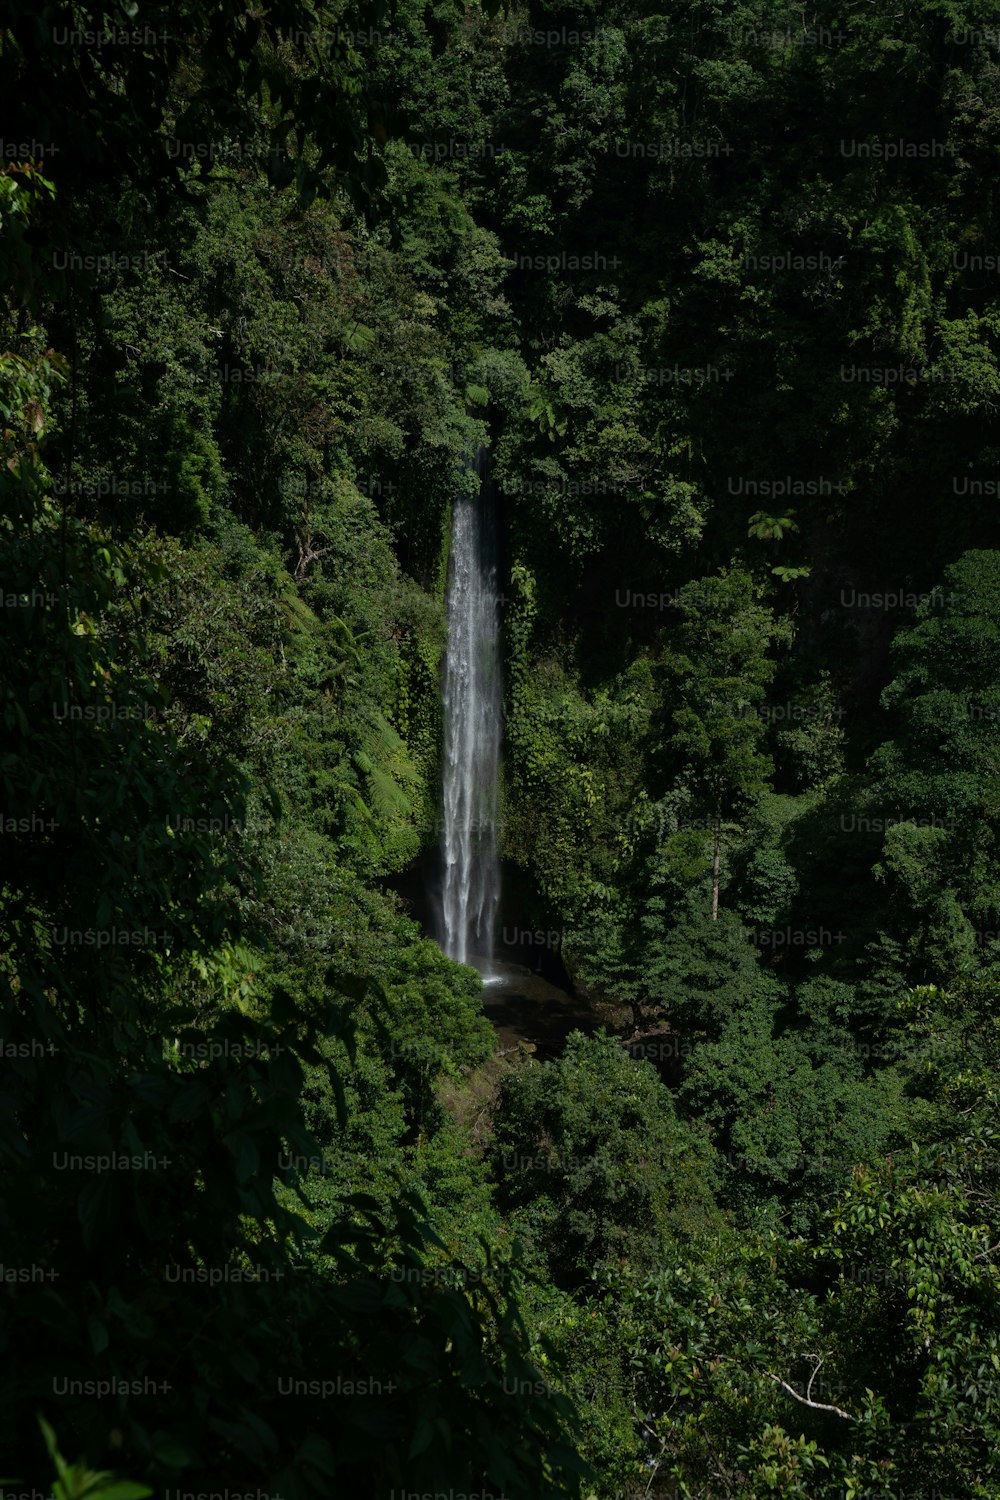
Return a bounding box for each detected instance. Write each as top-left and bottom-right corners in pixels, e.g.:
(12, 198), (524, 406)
(4, 1), (1000, 1495)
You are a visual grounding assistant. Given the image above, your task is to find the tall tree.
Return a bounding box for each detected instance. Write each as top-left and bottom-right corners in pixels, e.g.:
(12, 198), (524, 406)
(664, 569), (791, 918)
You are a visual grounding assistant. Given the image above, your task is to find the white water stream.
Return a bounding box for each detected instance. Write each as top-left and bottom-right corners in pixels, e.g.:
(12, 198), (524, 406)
(439, 451), (501, 974)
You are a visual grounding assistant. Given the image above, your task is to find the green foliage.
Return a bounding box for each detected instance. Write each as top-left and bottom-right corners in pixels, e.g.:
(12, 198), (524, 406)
(489, 1032), (721, 1288)
(8, 0), (1000, 1494)
(679, 989), (902, 1229)
(665, 569), (793, 827)
(747, 509), (799, 541)
(34, 1416), (152, 1500)
(866, 551), (1000, 975)
(0, 30), (596, 1495)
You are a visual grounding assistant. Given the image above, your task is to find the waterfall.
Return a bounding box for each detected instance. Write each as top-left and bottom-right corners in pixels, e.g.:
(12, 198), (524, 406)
(439, 450), (501, 974)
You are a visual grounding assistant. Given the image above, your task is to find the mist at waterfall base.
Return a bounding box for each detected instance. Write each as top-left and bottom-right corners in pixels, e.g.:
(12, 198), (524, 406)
(437, 451), (502, 978)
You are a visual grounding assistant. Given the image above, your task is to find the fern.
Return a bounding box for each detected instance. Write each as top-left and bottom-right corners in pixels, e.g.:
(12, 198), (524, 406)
(353, 709), (421, 825)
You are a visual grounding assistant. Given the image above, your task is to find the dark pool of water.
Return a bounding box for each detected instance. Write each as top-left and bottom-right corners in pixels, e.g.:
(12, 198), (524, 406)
(476, 960), (600, 1060)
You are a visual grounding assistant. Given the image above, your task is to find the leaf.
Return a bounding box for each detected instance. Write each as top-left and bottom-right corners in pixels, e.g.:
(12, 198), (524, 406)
(77, 1177), (114, 1251)
(87, 1313), (109, 1355)
(407, 1416), (435, 1458)
(168, 1081), (211, 1124)
(295, 1432), (336, 1476)
(343, 324), (375, 351)
(149, 1433), (195, 1468)
(128, 1074), (173, 1109)
(38, 1415), (70, 1484)
(83, 1486), (153, 1500)
(227, 1133), (259, 1183)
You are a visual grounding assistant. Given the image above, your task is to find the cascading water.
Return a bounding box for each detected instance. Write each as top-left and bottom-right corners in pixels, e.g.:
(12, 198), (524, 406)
(439, 450), (502, 975)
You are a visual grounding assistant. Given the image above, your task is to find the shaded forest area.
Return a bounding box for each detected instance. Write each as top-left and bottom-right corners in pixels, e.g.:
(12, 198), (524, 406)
(3, 1), (1000, 1495)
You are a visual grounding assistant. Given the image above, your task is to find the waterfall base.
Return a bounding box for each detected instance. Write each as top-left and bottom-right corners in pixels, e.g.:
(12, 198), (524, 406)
(478, 960), (598, 1060)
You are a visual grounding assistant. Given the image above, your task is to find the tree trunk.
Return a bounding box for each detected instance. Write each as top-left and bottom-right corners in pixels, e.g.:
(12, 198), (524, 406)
(711, 796), (721, 921)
